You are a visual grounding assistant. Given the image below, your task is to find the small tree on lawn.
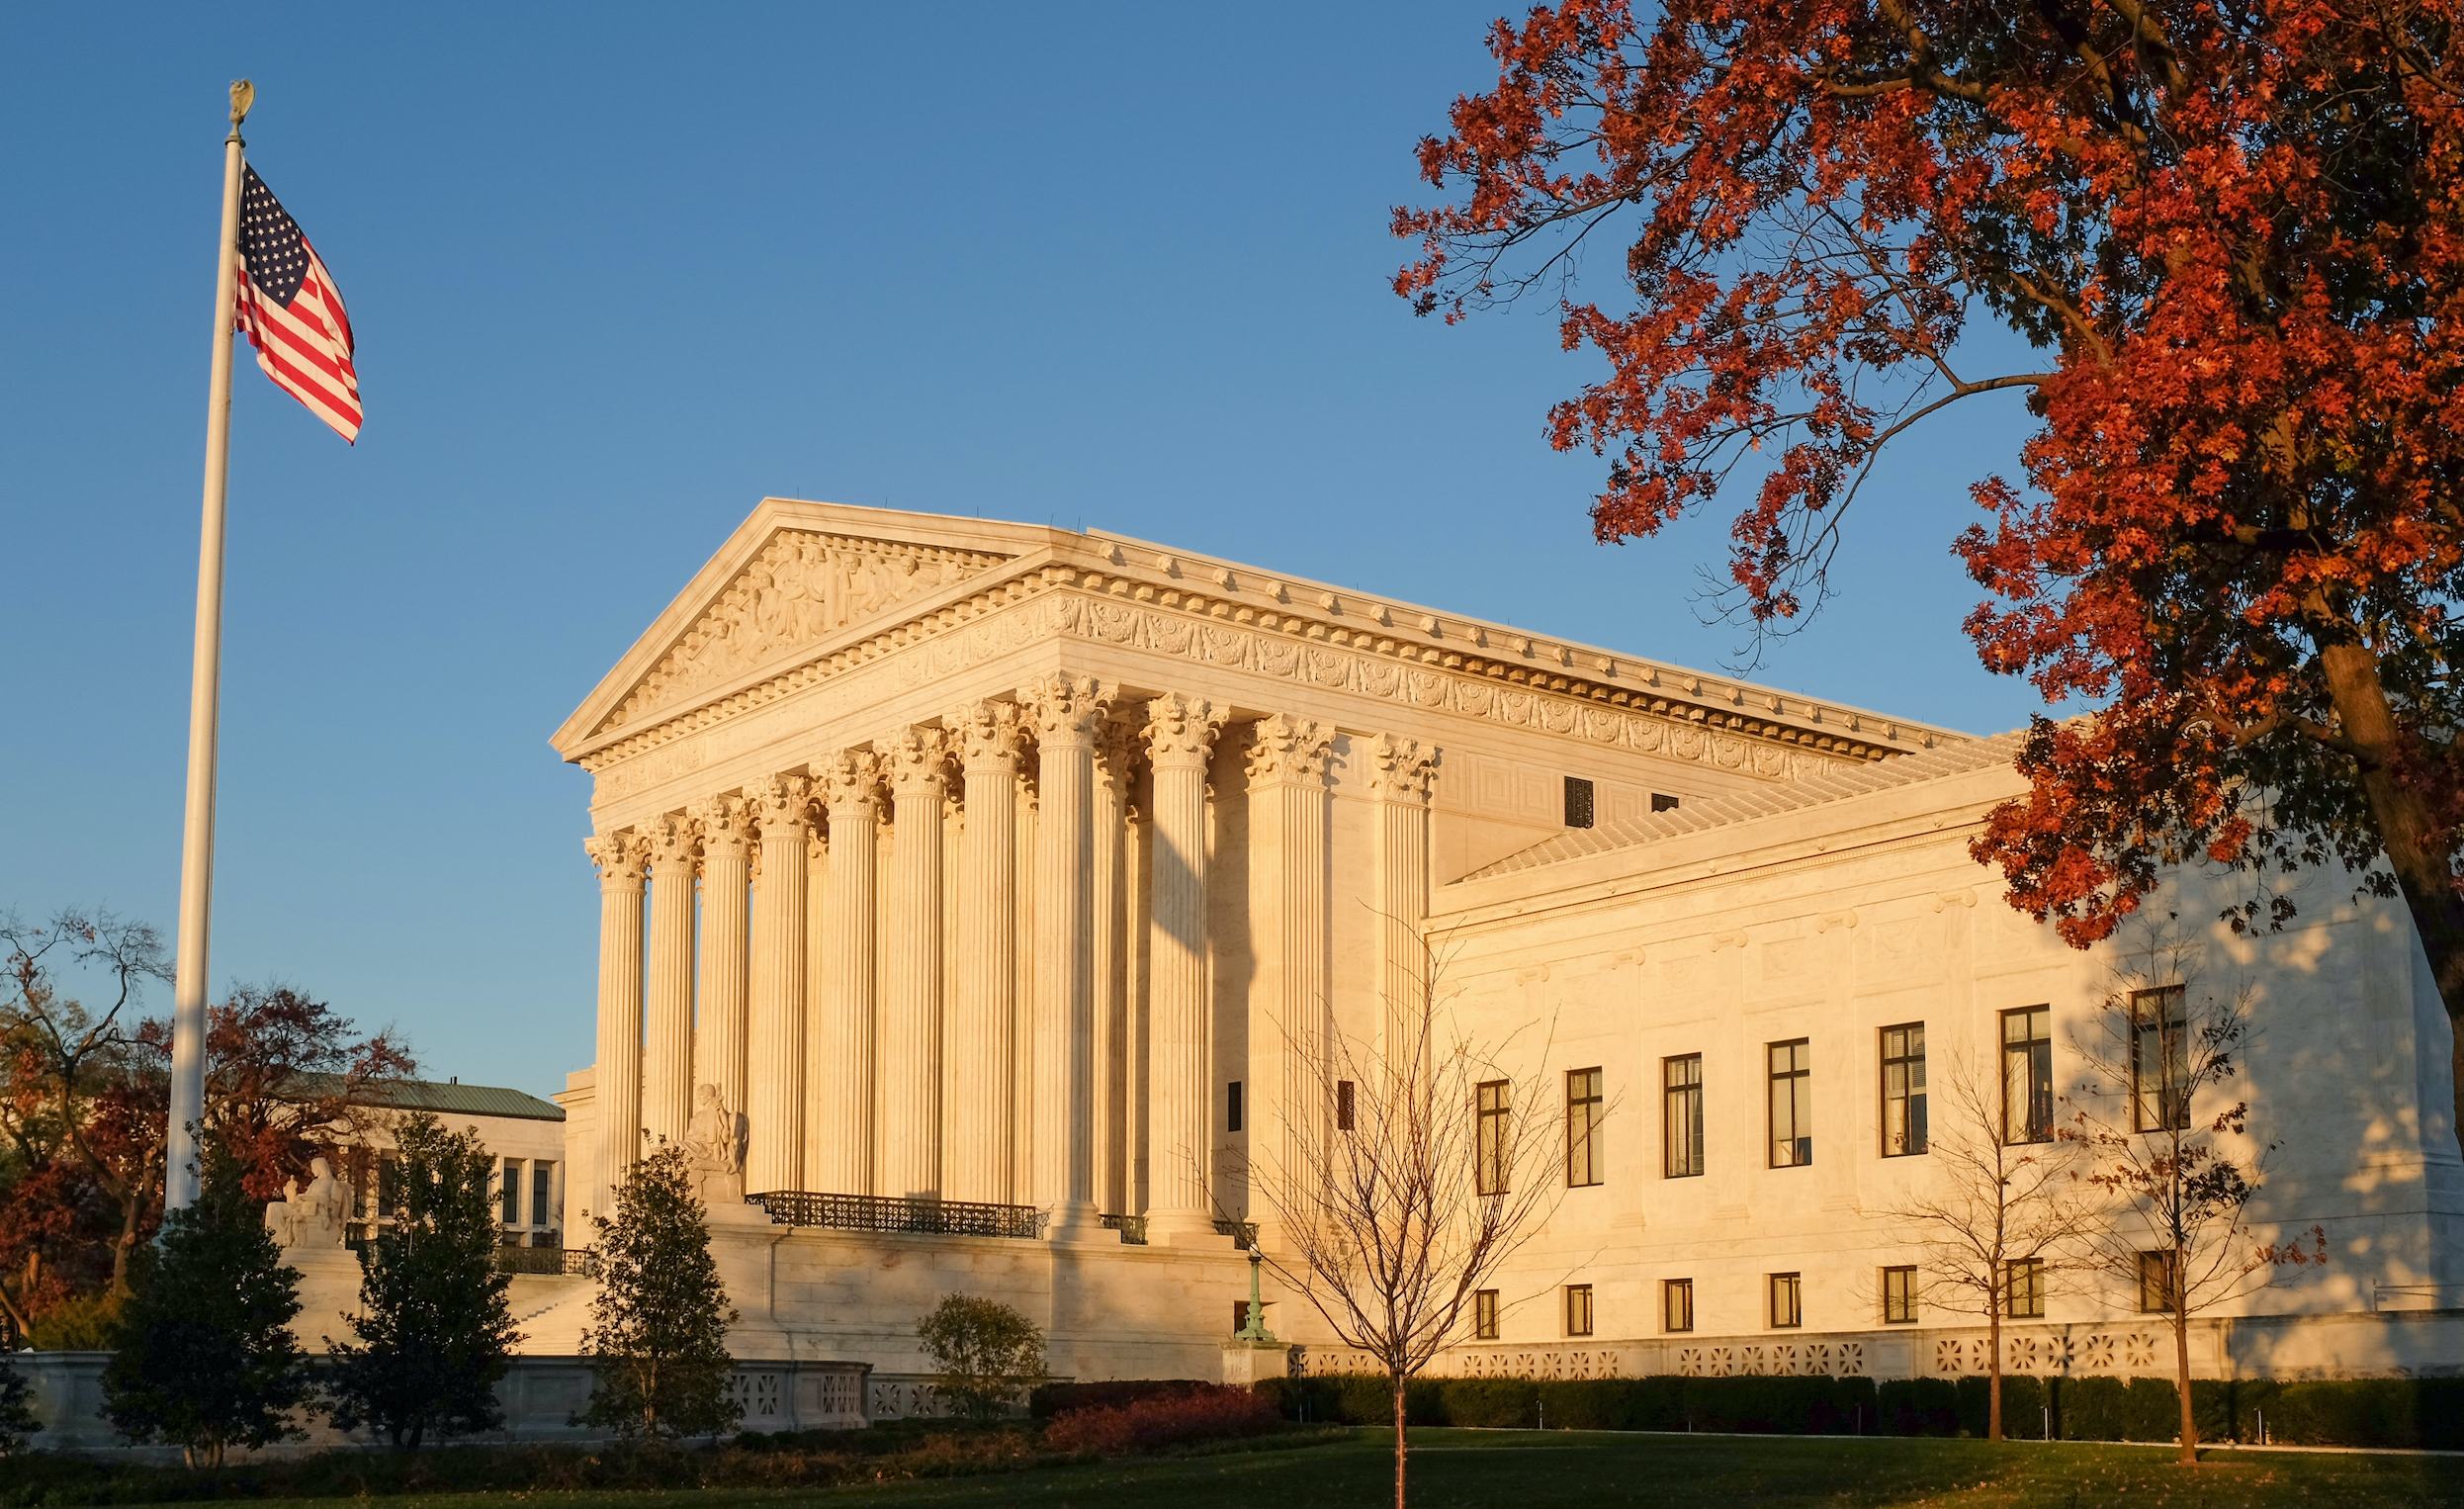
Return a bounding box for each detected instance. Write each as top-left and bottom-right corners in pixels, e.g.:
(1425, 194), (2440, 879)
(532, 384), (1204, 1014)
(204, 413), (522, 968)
(101, 1144), (308, 1466)
(1249, 931), (1561, 1509)
(576, 1143), (739, 1439)
(0, 1349), (40, 1456)
(1873, 1040), (2084, 1441)
(2064, 924), (2325, 1465)
(916, 1294), (1045, 1421)
(323, 1111), (520, 1447)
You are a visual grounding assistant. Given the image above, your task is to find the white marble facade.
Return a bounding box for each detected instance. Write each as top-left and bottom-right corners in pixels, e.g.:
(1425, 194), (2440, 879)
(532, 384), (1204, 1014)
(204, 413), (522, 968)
(551, 499), (2463, 1383)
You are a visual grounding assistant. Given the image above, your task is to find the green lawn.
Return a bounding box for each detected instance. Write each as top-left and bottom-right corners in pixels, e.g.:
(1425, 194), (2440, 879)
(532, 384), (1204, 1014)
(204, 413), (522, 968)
(78, 1430), (2464, 1509)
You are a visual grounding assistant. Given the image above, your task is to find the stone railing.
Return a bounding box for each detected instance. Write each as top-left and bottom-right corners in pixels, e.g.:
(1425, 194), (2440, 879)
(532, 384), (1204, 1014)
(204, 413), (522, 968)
(748, 1191), (1047, 1239)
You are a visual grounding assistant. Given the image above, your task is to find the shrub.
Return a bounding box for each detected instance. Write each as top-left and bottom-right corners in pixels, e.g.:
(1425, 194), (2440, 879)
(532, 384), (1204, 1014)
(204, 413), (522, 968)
(916, 1295), (1046, 1422)
(575, 1145), (739, 1440)
(1044, 1382), (1280, 1456)
(25, 1293), (122, 1352)
(1028, 1379), (1209, 1420)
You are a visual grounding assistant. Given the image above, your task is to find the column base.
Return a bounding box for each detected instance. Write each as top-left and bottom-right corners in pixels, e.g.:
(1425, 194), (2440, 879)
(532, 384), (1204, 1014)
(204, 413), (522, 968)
(1145, 1210), (1239, 1249)
(1046, 1200), (1114, 1245)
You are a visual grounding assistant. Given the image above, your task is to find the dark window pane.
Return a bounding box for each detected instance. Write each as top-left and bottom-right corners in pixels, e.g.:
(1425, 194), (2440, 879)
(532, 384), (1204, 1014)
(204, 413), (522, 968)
(1563, 776), (1596, 829)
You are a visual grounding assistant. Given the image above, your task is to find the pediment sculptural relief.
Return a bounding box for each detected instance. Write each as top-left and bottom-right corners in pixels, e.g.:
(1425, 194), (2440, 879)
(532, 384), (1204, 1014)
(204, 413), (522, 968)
(603, 531), (1010, 732)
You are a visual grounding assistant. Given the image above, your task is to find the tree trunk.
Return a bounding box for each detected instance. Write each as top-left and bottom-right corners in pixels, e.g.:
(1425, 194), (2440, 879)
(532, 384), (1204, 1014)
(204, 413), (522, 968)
(2316, 643), (2464, 1158)
(1392, 1369), (1409, 1509)
(2172, 1291), (2197, 1465)
(1987, 1308), (2003, 1442)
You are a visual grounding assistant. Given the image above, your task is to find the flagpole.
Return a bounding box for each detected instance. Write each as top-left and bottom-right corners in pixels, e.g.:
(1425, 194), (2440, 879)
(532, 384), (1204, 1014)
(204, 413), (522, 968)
(165, 80), (252, 1214)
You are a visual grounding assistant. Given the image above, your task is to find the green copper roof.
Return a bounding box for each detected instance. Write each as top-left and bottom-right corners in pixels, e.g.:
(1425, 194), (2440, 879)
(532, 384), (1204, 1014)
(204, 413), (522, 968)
(286, 1073), (565, 1122)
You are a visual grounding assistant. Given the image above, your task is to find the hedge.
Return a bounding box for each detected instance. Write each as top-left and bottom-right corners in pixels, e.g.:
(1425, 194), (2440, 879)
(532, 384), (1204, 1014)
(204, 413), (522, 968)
(1255, 1373), (2464, 1448)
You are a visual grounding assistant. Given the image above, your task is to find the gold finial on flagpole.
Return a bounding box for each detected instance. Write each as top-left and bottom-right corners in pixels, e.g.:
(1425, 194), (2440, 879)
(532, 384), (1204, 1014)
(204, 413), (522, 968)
(229, 79), (254, 125)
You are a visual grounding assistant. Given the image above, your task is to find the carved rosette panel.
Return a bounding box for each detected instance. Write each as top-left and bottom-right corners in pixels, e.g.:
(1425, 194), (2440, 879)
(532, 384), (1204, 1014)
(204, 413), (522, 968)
(602, 530), (1010, 734)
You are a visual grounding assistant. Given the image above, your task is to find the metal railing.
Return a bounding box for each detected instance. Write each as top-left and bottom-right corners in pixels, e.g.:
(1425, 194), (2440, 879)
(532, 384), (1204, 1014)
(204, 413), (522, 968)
(492, 1244), (598, 1277)
(1101, 1212), (1148, 1245)
(748, 1191), (1048, 1239)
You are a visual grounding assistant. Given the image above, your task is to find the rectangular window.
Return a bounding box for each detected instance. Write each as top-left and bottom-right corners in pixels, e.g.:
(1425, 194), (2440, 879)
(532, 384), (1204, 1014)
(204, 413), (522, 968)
(2138, 1250), (2179, 1313)
(1473, 1289), (1500, 1341)
(2002, 1006), (2055, 1144)
(1476, 1080), (1512, 1195)
(1651, 792), (1681, 813)
(1662, 1279), (1695, 1333)
(1564, 1284), (1594, 1337)
(1228, 1081), (1244, 1133)
(378, 1156), (399, 1220)
(1564, 776), (1596, 829)
(1664, 1054), (1705, 1178)
(531, 1161), (555, 1228)
(2005, 1258), (2047, 1319)
(1769, 1272), (1804, 1329)
(501, 1158), (522, 1225)
(1336, 1080), (1356, 1132)
(1881, 1023), (1928, 1156)
(1565, 1068), (1605, 1188)
(2131, 986), (2190, 1131)
(1883, 1266), (1919, 1324)
(1769, 1039), (1812, 1167)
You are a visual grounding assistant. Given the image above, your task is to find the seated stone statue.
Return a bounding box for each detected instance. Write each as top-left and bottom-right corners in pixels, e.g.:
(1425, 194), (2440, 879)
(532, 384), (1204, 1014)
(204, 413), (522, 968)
(682, 1082), (746, 1205)
(261, 1155), (349, 1248)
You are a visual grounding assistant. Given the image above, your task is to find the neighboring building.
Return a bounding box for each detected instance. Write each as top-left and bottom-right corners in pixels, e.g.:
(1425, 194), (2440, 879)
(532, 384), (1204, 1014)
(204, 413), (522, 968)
(289, 1074), (568, 1249)
(548, 498), (2462, 1384)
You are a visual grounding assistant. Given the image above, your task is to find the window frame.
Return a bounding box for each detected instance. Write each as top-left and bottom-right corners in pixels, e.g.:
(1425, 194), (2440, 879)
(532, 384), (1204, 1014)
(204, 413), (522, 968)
(2131, 986), (2191, 1132)
(1473, 1288), (1500, 1341)
(2002, 1005), (2056, 1145)
(1564, 1283), (1595, 1338)
(1768, 1272), (1804, 1329)
(2005, 1258), (2047, 1319)
(2138, 1249), (2180, 1313)
(501, 1158), (522, 1226)
(1662, 1278), (1695, 1334)
(1227, 1080), (1244, 1133)
(1880, 1022), (1928, 1157)
(1336, 1079), (1356, 1132)
(1563, 775), (1596, 829)
(1768, 1039), (1813, 1168)
(1882, 1265), (1919, 1324)
(1476, 1079), (1512, 1196)
(1663, 1054), (1705, 1178)
(531, 1160), (556, 1229)
(1565, 1067), (1605, 1188)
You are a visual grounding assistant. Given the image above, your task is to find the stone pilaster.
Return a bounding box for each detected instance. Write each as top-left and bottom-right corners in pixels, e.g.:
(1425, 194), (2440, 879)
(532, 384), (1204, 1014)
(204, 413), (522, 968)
(1142, 691), (1229, 1245)
(816, 751), (883, 1195)
(880, 727), (952, 1198)
(746, 775), (810, 1196)
(1366, 734), (1440, 1074)
(1092, 719), (1138, 1216)
(691, 795), (753, 1125)
(1244, 715), (1335, 1250)
(949, 701), (1026, 1203)
(644, 815), (698, 1150)
(1022, 672), (1111, 1236)
(585, 831), (647, 1219)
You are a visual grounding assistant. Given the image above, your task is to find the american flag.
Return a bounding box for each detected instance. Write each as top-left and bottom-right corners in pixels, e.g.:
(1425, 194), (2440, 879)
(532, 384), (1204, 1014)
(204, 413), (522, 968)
(234, 166), (360, 442)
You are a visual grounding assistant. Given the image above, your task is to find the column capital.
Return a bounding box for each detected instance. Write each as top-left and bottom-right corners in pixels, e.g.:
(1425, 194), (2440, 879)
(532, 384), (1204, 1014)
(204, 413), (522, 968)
(1142, 693), (1224, 769)
(585, 831), (649, 890)
(818, 750), (886, 815)
(951, 700), (1030, 774)
(1244, 714), (1335, 789)
(886, 726), (955, 796)
(1364, 733), (1439, 804)
(750, 774), (813, 834)
(647, 814), (699, 871)
(689, 794), (753, 861)
(1019, 672), (1112, 749)
(1093, 718), (1140, 795)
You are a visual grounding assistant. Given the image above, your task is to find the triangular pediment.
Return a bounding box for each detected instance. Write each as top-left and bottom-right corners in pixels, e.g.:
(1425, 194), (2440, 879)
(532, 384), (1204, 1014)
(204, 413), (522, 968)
(556, 500), (1052, 754)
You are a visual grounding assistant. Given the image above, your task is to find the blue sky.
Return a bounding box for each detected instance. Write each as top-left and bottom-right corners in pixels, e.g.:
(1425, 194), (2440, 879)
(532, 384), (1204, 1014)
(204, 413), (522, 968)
(1, 5), (2052, 1098)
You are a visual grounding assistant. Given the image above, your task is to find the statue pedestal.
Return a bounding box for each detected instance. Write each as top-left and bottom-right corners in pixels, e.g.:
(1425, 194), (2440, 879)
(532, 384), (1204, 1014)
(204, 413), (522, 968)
(285, 1244), (365, 1353)
(1218, 1338), (1294, 1386)
(707, 1198), (777, 1230)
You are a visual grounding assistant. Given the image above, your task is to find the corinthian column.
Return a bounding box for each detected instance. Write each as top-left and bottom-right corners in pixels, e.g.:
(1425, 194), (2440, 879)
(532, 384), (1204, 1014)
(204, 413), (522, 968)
(880, 727), (951, 1198)
(692, 796), (753, 1128)
(816, 752), (883, 1194)
(1143, 692), (1228, 1245)
(585, 831), (647, 1218)
(1092, 720), (1137, 1216)
(746, 775), (810, 1195)
(1021, 672), (1110, 1237)
(1245, 716), (1335, 1250)
(1366, 735), (1440, 1073)
(644, 815), (698, 1150)
(801, 822), (831, 1182)
(949, 701), (1026, 1203)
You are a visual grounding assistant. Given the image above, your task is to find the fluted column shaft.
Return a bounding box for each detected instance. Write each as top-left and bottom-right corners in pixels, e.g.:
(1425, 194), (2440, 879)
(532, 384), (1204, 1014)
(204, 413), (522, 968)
(587, 834), (647, 1218)
(881, 728), (951, 1198)
(1143, 692), (1226, 1244)
(1246, 717), (1334, 1250)
(747, 777), (810, 1195)
(1092, 723), (1136, 1216)
(818, 753), (882, 1194)
(1367, 736), (1439, 1076)
(644, 817), (698, 1150)
(951, 702), (1025, 1203)
(801, 825), (831, 1184)
(693, 797), (753, 1124)
(1024, 673), (1110, 1236)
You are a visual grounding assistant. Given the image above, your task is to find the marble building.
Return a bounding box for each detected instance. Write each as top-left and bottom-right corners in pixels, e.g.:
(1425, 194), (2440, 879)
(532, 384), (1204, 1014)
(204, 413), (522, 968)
(548, 497), (2463, 1387)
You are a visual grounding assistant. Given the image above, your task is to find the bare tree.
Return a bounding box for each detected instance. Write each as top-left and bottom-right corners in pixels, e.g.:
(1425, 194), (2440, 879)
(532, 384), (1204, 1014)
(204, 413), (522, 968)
(1871, 1041), (2084, 1441)
(2062, 924), (2326, 1464)
(1245, 939), (1563, 1509)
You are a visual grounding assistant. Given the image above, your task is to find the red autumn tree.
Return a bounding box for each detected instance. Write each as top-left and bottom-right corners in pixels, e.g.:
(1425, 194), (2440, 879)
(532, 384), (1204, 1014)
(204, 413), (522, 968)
(1398, 0), (2464, 1142)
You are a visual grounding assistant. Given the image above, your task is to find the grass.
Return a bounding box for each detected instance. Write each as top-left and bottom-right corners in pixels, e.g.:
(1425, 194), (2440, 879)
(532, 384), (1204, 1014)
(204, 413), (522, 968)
(25, 1430), (2464, 1509)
